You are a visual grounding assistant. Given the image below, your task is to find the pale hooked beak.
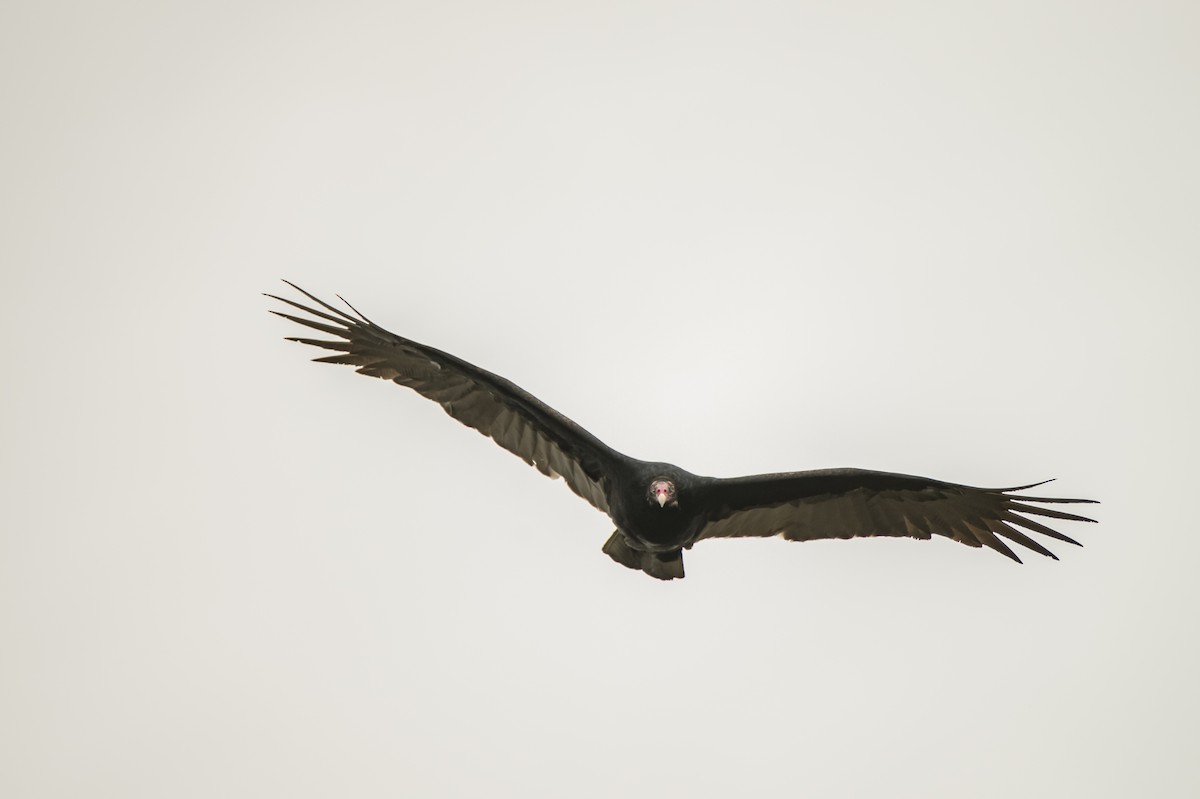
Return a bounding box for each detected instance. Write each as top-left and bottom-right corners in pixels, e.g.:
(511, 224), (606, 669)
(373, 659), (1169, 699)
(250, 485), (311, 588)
(651, 479), (673, 508)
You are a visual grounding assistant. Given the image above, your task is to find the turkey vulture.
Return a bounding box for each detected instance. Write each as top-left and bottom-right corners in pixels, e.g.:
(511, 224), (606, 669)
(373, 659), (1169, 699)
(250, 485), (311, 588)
(269, 282), (1096, 580)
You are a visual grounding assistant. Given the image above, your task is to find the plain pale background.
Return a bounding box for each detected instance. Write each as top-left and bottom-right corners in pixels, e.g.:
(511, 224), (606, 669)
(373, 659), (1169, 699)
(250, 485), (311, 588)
(3, 1), (1198, 797)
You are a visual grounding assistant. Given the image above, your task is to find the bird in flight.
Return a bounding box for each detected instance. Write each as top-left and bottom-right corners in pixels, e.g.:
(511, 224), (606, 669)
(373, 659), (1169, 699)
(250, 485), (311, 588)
(269, 282), (1096, 580)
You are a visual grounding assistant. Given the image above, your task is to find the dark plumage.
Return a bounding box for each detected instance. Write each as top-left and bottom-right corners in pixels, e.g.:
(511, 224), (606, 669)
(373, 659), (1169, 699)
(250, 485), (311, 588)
(269, 282), (1097, 580)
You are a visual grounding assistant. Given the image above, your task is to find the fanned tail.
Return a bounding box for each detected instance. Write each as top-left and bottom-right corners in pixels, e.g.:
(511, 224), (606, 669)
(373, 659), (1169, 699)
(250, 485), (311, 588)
(602, 532), (685, 581)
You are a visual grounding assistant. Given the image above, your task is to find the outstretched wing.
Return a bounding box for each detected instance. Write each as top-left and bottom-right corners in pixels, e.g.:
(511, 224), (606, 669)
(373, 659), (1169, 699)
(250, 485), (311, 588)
(695, 468), (1096, 561)
(268, 282), (620, 514)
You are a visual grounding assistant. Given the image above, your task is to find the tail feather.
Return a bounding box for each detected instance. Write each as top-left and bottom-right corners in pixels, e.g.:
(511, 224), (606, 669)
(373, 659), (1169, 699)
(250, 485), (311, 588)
(602, 532), (685, 580)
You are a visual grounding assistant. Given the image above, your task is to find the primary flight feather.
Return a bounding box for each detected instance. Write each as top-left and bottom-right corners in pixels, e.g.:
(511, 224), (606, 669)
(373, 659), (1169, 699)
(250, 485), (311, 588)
(269, 282), (1096, 580)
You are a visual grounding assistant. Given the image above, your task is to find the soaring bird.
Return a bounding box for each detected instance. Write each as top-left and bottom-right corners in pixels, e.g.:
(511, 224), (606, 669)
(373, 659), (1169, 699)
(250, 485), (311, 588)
(269, 283), (1096, 580)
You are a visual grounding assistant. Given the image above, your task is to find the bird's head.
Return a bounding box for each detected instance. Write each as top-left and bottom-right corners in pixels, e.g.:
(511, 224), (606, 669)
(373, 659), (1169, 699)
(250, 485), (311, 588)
(647, 478), (678, 509)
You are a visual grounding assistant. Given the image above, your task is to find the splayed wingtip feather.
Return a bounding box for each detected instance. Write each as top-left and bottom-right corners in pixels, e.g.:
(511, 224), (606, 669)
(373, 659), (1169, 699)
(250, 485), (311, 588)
(280, 280), (362, 325)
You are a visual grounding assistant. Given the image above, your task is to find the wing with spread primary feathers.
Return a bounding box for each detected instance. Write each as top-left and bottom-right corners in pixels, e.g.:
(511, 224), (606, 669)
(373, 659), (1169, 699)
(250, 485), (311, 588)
(268, 282), (620, 514)
(696, 468), (1096, 561)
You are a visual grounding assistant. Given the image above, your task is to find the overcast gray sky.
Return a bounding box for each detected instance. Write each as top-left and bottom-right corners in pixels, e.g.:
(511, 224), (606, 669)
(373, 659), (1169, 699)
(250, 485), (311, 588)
(3, 1), (1198, 797)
